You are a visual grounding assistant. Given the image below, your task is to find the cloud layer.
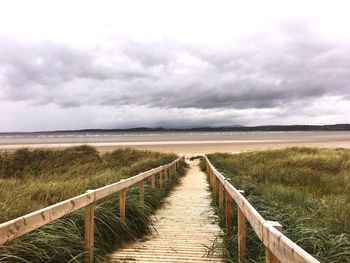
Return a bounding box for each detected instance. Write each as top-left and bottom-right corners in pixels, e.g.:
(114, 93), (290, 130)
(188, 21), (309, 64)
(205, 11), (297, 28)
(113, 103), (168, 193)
(0, 1), (350, 131)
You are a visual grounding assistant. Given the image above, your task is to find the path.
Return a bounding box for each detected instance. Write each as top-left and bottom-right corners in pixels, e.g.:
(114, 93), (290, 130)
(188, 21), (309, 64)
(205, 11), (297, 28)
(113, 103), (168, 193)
(111, 158), (223, 262)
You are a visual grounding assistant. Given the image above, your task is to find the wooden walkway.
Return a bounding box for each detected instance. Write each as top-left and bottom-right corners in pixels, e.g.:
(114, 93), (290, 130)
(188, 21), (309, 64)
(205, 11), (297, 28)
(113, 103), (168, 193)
(111, 159), (223, 262)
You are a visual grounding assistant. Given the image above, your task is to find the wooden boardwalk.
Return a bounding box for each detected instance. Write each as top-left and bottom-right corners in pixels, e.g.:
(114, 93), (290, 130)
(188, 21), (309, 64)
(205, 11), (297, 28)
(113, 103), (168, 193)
(111, 159), (223, 262)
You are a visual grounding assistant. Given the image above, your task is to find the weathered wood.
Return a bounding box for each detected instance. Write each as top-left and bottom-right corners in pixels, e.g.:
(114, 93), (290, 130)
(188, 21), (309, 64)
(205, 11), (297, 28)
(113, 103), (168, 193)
(208, 169), (212, 186)
(164, 168), (168, 180)
(216, 177), (220, 201)
(238, 190), (247, 263)
(0, 157), (183, 246)
(212, 175), (217, 196)
(151, 174), (156, 189)
(140, 180), (144, 203)
(119, 190), (126, 219)
(0, 191), (95, 245)
(219, 183), (225, 209)
(265, 221), (282, 263)
(160, 171), (164, 188)
(204, 156), (320, 263)
(225, 191), (232, 233)
(85, 190), (95, 263)
(111, 158), (223, 262)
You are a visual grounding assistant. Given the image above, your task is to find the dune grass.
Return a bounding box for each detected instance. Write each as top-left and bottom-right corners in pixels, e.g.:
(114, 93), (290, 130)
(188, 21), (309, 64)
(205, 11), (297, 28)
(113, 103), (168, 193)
(0, 146), (186, 262)
(205, 147), (350, 263)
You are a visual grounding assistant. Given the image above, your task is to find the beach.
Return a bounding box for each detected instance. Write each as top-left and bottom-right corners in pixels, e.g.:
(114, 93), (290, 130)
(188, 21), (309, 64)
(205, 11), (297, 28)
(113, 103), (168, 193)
(1, 131), (350, 154)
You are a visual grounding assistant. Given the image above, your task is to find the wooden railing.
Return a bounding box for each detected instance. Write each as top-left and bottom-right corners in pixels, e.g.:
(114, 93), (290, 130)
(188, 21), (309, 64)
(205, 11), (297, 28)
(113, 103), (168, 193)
(204, 155), (320, 263)
(0, 156), (185, 262)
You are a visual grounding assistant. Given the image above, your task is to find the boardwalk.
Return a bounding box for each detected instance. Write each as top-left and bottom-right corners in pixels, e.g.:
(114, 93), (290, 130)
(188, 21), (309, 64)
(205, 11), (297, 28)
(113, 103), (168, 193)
(111, 158), (223, 262)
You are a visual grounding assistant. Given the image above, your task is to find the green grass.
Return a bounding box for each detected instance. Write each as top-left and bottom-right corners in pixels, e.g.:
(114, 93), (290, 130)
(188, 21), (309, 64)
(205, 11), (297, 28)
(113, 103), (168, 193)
(205, 147), (350, 263)
(0, 146), (186, 262)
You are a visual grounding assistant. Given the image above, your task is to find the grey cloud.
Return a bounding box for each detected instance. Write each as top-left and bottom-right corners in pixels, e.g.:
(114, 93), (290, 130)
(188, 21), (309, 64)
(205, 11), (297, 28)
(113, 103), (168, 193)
(1, 20), (350, 114)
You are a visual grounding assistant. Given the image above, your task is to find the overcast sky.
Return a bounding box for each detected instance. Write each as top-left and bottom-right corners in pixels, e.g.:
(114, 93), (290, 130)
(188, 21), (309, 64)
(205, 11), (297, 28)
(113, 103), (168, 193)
(0, 0), (350, 131)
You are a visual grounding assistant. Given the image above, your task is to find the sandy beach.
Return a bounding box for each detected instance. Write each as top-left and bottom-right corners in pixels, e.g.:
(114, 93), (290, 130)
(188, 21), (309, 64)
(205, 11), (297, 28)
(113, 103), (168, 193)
(1, 131), (350, 155)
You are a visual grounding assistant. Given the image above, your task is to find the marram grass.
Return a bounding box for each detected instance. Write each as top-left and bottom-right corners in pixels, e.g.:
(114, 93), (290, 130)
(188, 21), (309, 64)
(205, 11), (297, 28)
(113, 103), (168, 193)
(204, 147), (350, 263)
(0, 146), (186, 262)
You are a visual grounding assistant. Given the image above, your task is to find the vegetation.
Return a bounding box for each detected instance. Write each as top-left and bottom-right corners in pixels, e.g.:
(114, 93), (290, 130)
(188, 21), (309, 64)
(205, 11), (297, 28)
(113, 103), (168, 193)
(205, 147), (350, 263)
(0, 146), (186, 262)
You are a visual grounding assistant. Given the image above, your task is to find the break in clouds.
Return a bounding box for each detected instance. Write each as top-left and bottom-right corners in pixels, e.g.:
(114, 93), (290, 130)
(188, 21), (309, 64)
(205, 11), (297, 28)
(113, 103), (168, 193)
(0, 1), (350, 131)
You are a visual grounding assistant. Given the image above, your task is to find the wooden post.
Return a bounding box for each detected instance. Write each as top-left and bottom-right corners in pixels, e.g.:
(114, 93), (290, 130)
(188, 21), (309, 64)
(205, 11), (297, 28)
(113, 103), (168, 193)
(160, 171), (164, 188)
(119, 189), (126, 219)
(151, 174), (156, 189)
(85, 190), (95, 263)
(238, 190), (247, 263)
(213, 175), (217, 196)
(225, 190), (232, 234)
(265, 221), (283, 263)
(219, 183), (225, 209)
(139, 180), (144, 203)
(208, 168), (212, 185)
(216, 177), (219, 201)
(164, 168), (168, 180)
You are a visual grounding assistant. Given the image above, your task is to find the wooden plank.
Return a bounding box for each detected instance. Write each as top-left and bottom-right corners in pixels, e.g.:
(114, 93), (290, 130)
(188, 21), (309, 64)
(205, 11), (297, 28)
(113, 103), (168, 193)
(265, 221), (282, 263)
(151, 174), (156, 189)
(237, 190), (247, 263)
(0, 191), (95, 245)
(84, 191), (95, 263)
(204, 156), (320, 263)
(140, 180), (144, 203)
(119, 190), (126, 219)
(164, 168), (168, 180)
(212, 175), (217, 196)
(111, 158), (223, 262)
(216, 178), (220, 202)
(225, 191), (232, 233)
(0, 157), (183, 246)
(219, 183), (225, 209)
(160, 171), (164, 188)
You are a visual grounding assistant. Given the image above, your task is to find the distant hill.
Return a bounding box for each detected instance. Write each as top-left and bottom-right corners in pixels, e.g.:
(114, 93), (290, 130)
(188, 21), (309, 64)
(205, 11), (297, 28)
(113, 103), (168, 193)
(1, 124), (350, 134)
(53, 124), (350, 133)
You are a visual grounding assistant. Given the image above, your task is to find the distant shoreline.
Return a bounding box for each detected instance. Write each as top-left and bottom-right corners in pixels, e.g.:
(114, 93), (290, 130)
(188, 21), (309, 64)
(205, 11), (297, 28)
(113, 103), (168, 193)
(1, 124), (350, 134)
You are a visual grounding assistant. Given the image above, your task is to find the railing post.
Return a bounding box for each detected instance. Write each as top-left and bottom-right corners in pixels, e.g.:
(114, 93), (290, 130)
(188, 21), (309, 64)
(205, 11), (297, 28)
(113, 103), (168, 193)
(238, 190), (247, 263)
(85, 190), (95, 263)
(164, 168), (168, 180)
(139, 180), (144, 203)
(160, 170), (164, 188)
(151, 174), (156, 189)
(225, 190), (232, 234)
(119, 189), (126, 219)
(208, 168), (212, 186)
(219, 182), (225, 209)
(265, 221), (283, 263)
(216, 177), (220, 201)
(212, 175), (216, 195)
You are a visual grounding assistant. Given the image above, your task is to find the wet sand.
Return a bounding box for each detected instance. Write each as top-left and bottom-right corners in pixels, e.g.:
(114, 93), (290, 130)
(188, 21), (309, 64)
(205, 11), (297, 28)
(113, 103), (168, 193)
(1, 131), (350, 154)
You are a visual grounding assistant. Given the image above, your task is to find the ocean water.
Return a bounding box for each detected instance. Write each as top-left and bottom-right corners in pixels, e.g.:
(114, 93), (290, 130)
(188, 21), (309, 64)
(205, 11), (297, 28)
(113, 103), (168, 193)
(0, 131), (349, 145)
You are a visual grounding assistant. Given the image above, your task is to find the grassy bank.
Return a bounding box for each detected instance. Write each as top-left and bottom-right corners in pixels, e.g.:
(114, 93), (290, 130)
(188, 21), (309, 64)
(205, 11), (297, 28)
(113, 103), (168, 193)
(0, 146), (186, 262)
(205, 147), (350, 263)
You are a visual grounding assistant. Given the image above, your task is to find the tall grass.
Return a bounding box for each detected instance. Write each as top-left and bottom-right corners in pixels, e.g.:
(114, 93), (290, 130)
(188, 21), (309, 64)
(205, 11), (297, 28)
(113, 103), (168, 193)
(206, 147), (350, 263)
(0, 146), (186, 262)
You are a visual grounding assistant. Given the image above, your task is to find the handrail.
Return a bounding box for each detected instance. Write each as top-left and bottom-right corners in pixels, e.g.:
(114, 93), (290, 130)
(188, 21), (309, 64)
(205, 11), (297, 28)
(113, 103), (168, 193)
(0, 155), (185, 262)
(204, 155), (320, 263)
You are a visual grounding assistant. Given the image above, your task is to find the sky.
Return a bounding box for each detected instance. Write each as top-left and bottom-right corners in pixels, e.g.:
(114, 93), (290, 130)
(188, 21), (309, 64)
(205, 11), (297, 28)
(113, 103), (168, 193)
(0, 0), (350, 132)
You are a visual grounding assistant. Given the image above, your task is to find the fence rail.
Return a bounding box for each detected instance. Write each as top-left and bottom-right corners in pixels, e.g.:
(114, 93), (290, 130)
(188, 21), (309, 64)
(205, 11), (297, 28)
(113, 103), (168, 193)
(0, 156), (185, 262)
(204, 155), (320, 263)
